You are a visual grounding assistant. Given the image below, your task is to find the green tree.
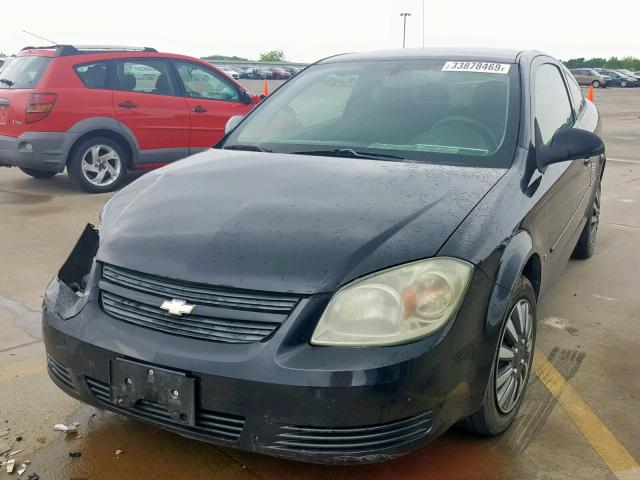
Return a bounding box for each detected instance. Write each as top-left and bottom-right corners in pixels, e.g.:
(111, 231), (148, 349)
(563, 56), (640, 70)
(259, 50), (286, 62)
(201, 54), (249, 61)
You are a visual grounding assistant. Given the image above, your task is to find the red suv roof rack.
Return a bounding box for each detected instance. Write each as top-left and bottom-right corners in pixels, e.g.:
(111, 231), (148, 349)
(20, 45), (158, 56)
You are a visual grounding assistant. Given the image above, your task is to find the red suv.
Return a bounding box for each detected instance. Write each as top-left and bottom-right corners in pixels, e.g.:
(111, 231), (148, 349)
(0, 45), (259, 192)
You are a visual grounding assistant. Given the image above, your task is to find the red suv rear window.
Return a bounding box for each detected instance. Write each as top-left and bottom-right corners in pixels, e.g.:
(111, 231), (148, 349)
(0, 56), (51, 89)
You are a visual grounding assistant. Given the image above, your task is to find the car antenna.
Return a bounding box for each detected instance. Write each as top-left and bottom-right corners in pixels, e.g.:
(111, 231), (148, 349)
(22, 29), (59, 46)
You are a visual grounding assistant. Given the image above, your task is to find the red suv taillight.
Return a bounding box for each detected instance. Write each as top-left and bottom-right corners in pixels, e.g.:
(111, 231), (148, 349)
(26, 93), (57, 123)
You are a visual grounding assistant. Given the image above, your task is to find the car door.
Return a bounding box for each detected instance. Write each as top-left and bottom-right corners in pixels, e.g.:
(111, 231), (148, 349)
(173, 60), (253, 151)
(532, 61), (592, 285)
(112, 58), (191, 163)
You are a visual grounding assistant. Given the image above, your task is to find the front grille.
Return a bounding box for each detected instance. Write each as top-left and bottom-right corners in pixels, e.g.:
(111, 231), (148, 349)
(271, 412), (432, 453)
(102, 264), (299, 313)
(100, 263), (300, 343)
(86, 377), (245, 442)
(47, 355), (76, 391)
(101, 291), (280, 343)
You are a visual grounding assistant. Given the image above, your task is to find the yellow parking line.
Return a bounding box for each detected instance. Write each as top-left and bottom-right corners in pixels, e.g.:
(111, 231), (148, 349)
(534, 349), (640, 478)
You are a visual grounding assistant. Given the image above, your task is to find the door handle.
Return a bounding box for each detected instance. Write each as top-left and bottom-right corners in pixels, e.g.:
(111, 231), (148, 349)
(0, 99), (9, 107)
(583, 158), (591, 166)
(192, 106), (207, 113)
(118, 101), (137, 109)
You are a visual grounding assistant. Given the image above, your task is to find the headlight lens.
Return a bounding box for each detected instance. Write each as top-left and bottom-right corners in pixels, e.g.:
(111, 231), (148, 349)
(311, 258), (474, 346)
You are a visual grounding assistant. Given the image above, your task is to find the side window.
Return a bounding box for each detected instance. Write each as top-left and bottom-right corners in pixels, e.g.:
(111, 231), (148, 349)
(116, 59), (176, 96)
(566, 74), (585, 115)
(534, 64), (573, 144)
(174, 61), (240, 101)
(75, 62), (109, 89)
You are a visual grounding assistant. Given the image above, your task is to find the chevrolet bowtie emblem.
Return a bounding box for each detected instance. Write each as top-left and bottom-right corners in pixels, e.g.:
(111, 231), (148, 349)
(160, 299), (195, 317)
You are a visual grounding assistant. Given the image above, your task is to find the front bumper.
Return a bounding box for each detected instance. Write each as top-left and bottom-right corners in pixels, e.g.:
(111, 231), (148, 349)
(0, 132), (68, 172)
(43, 263), (502, 464)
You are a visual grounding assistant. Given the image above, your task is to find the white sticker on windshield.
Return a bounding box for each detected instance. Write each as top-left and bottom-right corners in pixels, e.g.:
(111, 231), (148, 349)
(442, 61), (511, 74)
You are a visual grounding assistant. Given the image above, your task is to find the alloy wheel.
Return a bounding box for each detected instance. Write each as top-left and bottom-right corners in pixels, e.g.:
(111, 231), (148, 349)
(495, 299), (534, 414)
(81, 144), (122, 187)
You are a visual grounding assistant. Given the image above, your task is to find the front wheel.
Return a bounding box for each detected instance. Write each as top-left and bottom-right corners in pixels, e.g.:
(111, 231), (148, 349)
(459, 276), (536, 435)
(572, 182), (601, 259)
(67, 137), (128, 193)
(592, 80), (601, 88)
(19, 168), (57, 179)
(620, 81), (627, 88)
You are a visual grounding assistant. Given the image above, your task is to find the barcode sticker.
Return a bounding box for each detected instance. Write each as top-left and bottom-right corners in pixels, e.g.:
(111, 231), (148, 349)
(442, 61), (511, 74)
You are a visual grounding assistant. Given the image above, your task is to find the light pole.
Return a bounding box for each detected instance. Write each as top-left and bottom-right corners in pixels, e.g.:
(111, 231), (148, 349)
(400, 13), (412, 48)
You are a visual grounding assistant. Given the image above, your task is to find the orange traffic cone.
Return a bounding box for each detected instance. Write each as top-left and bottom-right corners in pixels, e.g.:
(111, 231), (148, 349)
(587, 85), (594, 102)
(263, 78), (269, 97)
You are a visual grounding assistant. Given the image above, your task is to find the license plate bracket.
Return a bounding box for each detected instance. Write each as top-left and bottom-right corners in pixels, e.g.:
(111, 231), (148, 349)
(110, 358), (195, 426)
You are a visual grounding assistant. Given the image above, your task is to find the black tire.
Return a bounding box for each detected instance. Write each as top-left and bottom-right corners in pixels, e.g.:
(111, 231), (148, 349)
(19, 168), (57, 179)
(67, 136), (128, 194)
(620, 81), (627, 88)
(573, 182), (601, 259)
(592, 80), (600, 88)
(459, 276), (537, 436)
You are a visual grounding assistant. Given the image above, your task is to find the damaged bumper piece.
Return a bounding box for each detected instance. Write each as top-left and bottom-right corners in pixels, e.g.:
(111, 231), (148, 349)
(43, 225), (495, 464)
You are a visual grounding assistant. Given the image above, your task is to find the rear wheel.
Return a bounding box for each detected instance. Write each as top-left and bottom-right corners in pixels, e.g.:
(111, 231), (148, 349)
(592, 80), (600, 88)
(19, 168), (57, 179)
(572, 182), (601, 259)
(67, 137), (128, 193)
(459, 276), (536, 435)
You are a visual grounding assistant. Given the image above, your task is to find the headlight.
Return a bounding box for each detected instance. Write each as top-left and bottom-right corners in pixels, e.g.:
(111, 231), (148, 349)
(311, 258), (474, 346)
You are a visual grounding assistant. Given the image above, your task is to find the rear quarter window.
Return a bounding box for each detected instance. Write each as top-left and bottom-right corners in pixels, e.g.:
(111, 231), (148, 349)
(75, 62), (110, 89)
(0, 56), (51, 89)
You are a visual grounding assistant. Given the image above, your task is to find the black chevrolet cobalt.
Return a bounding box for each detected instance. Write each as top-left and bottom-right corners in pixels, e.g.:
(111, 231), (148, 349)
(43, 48), (605, 463)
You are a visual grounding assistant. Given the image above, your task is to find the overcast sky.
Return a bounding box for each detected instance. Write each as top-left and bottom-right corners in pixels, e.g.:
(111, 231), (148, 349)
(2, 0), (636, 62)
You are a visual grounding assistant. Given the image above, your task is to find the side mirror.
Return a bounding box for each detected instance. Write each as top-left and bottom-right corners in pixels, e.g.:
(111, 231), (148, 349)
(536, 127), (604, 171)
(240, 90), (253, 105)
(224, 115), (245, 135)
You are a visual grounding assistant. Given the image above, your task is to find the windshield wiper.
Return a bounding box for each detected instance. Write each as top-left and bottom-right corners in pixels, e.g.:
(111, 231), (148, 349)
(0, 79), (13, 86)
(224, 144), (272, 153)
(292, 148), (405, 161)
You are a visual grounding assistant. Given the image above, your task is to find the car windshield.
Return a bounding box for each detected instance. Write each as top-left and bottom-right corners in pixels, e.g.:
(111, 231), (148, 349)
(222, 59), (520, 168)
(0, 56), (51, 89)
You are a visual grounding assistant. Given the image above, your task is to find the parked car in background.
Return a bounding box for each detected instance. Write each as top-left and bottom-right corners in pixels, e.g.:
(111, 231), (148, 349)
(598, 69), (639, 87)
(267, 67), (291, 79)
(240, 67), (273, 79)
(616, 69), (640, 80)
(569, 68), (610, 88)
(282, 66), (301, 76)
(0, 45), (259, 192)
(217, 66), (240, 79)
(45, 47), (605, 464)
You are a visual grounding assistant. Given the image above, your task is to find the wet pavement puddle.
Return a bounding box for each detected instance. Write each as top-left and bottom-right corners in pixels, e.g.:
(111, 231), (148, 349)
(23, 405), (521, 480)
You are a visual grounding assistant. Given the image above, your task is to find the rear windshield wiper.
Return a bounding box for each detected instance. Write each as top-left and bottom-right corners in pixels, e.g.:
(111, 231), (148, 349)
(292, 148), (405, 161)
(223, 144), (272, 153)
(0, 79), (13, 86)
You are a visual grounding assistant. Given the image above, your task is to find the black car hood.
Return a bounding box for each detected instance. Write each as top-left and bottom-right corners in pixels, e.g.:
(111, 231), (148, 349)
(98, 150), (505, 294)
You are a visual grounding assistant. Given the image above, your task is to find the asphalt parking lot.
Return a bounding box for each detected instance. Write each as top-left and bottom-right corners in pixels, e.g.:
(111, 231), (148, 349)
(0, 87), (638, 480)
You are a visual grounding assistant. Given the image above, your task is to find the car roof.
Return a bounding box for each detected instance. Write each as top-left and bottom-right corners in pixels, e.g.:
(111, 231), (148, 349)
(318, 47), (531, 64)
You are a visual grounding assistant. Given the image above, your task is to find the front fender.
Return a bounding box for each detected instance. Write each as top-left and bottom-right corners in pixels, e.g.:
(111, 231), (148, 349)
(485, 230), (535, 332)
